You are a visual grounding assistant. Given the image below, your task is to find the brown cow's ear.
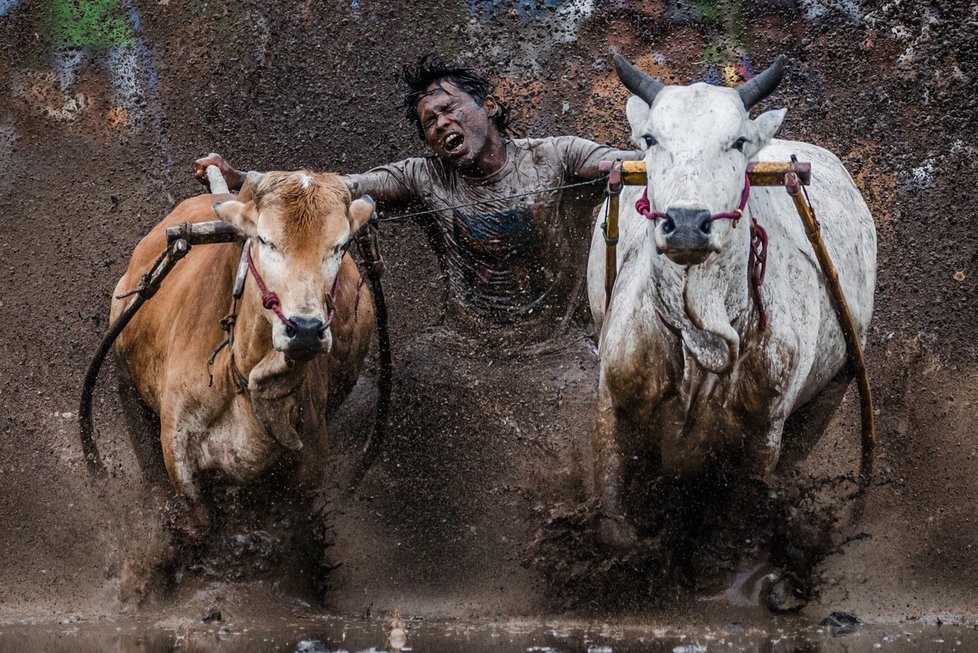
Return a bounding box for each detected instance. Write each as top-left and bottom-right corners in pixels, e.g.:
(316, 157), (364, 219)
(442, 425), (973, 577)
(213, 199), (258, 236)
(348, 196), (376, 234)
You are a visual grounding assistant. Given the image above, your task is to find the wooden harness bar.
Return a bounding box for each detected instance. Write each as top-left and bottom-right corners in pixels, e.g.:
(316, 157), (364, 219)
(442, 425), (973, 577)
(599, 160), (811, 303)
(597, 159), (811, 187)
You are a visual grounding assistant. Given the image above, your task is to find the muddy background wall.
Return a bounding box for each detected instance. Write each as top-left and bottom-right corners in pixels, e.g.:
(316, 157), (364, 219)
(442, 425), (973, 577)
(1, 0), (977, 621)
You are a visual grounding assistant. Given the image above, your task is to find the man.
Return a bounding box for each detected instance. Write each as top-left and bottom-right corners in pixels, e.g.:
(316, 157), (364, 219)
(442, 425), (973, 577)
(197, 52), (639, 334)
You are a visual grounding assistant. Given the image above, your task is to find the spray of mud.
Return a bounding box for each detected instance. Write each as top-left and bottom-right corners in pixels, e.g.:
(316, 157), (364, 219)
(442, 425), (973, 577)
(1, 0), (977, 628)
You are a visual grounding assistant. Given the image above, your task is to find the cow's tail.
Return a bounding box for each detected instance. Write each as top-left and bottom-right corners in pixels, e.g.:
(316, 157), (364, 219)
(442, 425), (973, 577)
(79, 232), (204, 479)
(79, 292), (152, 479)
(348, 218), (391, 492)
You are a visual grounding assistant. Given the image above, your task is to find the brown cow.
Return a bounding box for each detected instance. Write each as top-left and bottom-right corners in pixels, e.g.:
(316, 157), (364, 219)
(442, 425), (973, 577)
(111, 170), (376, 524)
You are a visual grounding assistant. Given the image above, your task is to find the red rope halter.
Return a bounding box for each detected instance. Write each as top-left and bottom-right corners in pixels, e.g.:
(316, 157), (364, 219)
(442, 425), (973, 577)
(246, 247), (296, 332)
(634, 175), (769, 331)
(246, 246), (338, 334)
(635, 175), (752, 224)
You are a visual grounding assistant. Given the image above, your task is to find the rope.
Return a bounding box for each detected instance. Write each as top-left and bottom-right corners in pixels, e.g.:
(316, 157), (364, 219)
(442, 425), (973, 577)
(634, 175), (768, 331)
(635, 175), (751, 224)
(246, 247), (296, 332)
(375, 175), (609, 224)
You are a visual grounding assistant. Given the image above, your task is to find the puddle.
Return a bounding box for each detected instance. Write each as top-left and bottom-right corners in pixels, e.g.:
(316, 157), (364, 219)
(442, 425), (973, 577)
(1, 618), (977, 652)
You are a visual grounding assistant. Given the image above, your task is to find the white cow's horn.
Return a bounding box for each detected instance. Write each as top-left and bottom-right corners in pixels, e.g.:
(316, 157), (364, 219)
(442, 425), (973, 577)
(737, 55), (786, 110)
(613, 53), (664, 105)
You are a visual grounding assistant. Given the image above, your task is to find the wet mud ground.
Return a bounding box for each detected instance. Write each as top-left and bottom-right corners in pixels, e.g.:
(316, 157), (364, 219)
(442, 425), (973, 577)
(4, 617), (978, 653)
(2, 0), (978, 648)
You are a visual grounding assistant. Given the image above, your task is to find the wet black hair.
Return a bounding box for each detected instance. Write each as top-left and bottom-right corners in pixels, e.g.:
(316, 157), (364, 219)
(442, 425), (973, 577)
(403, 52), (511, 139)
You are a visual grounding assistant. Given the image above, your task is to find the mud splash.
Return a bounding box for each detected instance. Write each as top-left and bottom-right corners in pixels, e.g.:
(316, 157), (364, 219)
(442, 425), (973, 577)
(2, 0), (978, 628)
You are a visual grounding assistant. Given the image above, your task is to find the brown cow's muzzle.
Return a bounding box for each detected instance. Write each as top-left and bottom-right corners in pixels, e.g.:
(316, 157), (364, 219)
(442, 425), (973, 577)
(282, 314), (329, 362)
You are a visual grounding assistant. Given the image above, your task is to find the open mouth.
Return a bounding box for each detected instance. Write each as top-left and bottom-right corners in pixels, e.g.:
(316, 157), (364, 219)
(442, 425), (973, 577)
(285, 346), (322, 363)
(662, 248), (712, 266)
(443, 132), (464, 153)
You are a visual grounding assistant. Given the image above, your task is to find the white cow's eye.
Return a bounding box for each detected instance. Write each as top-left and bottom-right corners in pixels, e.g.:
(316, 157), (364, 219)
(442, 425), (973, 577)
(258, 236), (276, 250)
(732, 137), (750, 152)
(642, 134), (657, 148)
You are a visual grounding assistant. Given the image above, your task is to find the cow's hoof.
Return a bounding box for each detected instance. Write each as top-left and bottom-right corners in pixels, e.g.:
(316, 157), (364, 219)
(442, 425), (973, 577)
(172, 502), (211, 540)
(763, 573), (808, 612)
(596, 514), (639, 552)
(191, 505), (212, 531)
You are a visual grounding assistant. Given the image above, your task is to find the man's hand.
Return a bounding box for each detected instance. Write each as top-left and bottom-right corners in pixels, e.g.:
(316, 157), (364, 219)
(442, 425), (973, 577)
(194, 153), (244, 192)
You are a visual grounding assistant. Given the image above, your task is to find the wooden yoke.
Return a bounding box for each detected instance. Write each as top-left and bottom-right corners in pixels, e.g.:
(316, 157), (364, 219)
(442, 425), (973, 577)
(597, 159), (812, 187)
(597, 159), (812, 308)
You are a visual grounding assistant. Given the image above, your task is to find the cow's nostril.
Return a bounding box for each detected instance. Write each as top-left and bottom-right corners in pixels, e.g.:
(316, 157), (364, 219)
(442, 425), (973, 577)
(285, 324), (297, 338)
(317, 325), (328, 339)
(700, 220), (712, 235)
(662, 218), (676, 235)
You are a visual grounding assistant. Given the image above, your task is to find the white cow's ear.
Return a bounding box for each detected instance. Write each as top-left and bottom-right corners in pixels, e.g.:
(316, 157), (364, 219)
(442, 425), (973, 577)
(348, 196), (376, 233)
(625, 95), (651, 147)
(213, 199), (258, 237)
(753, 108), (787, 143)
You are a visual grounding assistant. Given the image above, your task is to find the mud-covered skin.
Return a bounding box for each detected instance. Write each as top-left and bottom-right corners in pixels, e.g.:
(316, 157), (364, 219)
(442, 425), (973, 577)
(347, 136), (639, 325)
(415, 81), (506, 174)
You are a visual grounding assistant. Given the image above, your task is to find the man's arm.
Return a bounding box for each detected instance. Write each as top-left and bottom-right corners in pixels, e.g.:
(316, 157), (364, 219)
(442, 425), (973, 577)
(343, 156), (439, 212)
(556, 136), (642, 180)
(194, 153), (426, 209)
(342, 161), (421, 205)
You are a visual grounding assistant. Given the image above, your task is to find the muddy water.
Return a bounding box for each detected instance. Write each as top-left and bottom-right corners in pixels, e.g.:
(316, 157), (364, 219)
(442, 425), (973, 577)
(3, 619), (978, 652)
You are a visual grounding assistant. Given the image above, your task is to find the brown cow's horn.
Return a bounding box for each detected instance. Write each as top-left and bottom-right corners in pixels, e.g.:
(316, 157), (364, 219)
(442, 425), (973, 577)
(737, 55), (786, 110)
(242, 171), (266, 198)
(613, 53), (664, 105)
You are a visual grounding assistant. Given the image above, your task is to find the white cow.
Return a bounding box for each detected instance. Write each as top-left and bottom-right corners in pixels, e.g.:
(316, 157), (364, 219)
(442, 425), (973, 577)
(586, 55), (876, 549)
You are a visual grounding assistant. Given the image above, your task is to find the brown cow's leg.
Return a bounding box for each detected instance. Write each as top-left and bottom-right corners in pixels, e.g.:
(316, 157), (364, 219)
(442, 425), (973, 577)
(295, 386), (329, 492)
(159, 410), (209, 527)
(593, 378), (638, 551)
(249, 351), (305, 451)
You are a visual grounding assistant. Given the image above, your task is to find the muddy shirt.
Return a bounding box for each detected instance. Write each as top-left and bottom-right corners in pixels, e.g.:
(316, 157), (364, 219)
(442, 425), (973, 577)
(345, 137), (639, 328)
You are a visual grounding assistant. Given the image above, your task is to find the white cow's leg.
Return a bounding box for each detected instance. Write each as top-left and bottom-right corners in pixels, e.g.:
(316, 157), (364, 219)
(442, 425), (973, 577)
(593, 379), (638, 550)
(776, 369), (853, 471)
(752, 413), (788, 480)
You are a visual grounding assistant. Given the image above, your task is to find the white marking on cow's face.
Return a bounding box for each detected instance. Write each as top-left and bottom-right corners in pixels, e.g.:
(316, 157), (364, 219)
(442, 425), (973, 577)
(627, 84), (785, 266)
(251, 190), (351, 358)
(322, 242), (346, 287)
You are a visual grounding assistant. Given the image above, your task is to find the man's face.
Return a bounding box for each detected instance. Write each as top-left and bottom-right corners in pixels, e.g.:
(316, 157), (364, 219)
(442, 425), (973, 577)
(416, 81), (498, 170)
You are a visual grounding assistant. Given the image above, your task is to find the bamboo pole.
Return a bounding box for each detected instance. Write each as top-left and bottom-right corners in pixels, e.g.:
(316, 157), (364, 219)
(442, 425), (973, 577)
(602, 163), (623, 309)
(603, 194), (621, 309)
(785, 171), (875, 489)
